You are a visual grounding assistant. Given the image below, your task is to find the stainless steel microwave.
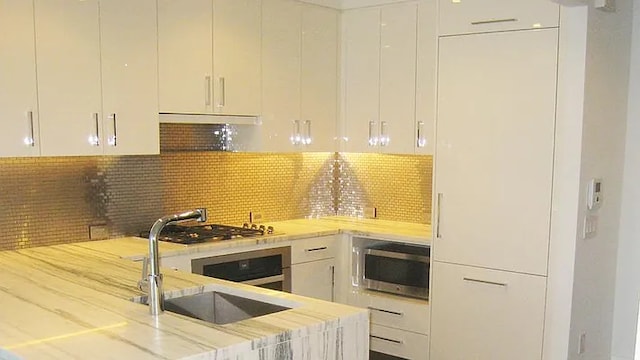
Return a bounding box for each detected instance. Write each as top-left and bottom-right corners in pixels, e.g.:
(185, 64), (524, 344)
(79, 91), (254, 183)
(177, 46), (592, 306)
(362, 242), (430, 300)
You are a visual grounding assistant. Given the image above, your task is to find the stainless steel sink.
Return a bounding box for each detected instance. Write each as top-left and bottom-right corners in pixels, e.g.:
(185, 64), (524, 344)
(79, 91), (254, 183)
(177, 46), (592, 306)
(164, 291), (291, 325)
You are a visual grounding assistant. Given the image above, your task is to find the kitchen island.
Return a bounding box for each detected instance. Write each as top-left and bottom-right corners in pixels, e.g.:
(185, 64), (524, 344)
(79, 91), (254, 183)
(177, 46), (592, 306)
(0, 241), (369, 359)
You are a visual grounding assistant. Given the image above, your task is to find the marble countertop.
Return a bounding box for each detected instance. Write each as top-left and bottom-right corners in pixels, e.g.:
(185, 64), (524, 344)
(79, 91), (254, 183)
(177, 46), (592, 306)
(0, 242), (368, 359)
(0, 217), (427, 359)
(76, 216), (432, 260)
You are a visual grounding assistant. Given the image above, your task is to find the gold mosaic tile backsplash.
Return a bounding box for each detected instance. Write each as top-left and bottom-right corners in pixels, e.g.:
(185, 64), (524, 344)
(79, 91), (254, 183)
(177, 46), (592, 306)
(0, 152), (432, 250)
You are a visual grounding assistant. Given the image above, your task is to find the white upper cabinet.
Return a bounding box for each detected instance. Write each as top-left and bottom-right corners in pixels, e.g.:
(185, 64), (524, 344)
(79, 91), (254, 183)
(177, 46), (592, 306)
(262, 0), (338, 152)
(434, 29), (558, 276)
(100, 0), (159, 155)
(33, 0), (159, 157)
(300, 5), (338, 152)
(438, 0), (560, 36)
(415, 0), (437, 155)
(158, 0), (261, 116)
(262, 0), (303, 152)
(213, 0), (261, 116)
(35, 0), (103, 156)
(0, 0), (40, 157)
(343, 7), (380, 153)
(378, 3), (417, 155)
(343, 2), (418, 154)
(158, 0), (213, 115)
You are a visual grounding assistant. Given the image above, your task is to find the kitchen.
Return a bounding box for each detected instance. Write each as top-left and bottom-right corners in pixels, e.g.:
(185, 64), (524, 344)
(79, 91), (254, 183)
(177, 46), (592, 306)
(0, 0), (636, 359)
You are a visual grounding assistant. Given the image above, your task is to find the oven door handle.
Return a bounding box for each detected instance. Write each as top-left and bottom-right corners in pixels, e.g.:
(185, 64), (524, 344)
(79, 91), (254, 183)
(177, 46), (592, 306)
(241, 274), (285, 287)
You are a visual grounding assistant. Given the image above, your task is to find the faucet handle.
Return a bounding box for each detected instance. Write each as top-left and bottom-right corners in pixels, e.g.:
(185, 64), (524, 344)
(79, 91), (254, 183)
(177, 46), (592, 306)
(138, 257), (149, 292)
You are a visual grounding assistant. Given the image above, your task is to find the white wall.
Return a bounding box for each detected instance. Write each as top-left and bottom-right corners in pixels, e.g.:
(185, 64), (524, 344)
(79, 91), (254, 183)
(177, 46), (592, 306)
(611, 0), (640, 359)
(568, 1), (633, 359)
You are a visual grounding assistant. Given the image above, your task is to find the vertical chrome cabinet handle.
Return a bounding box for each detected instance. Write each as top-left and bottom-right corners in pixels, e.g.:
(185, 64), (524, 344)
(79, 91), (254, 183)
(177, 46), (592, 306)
(417, 121), (426, 148)
(108, 113), (117, 146)
(436, 193), (443, 239)
(303, 120), (312, 145)
(25, 111), (35, 146)
(330, 265), (335, 301)
(290, 120), (301, 145)
(88, 113), (100, 146)
(368, 120), (378, 146)
(205, 75), (212, 106)
(379, 121), (389, 146)
(219, 77), (226, 108)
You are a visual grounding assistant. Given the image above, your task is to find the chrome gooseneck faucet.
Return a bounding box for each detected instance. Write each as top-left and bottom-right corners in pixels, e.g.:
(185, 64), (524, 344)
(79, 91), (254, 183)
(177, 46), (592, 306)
(139, 208), (207, 315)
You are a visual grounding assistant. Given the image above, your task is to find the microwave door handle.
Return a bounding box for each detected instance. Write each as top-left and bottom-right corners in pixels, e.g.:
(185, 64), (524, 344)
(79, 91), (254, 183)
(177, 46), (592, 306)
(241, 274), (284, 287)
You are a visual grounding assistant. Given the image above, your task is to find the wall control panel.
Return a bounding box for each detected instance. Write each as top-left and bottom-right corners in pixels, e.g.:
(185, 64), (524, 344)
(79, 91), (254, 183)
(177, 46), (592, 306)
(587, 178), (602, 210)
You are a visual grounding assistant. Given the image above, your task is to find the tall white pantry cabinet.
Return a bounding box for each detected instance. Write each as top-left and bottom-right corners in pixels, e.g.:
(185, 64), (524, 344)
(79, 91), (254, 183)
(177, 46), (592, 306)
(431, 1), (631, 359)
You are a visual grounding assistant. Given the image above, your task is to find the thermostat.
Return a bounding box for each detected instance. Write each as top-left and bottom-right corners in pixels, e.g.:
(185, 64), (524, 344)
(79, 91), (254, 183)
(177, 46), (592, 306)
(587, 178), (602, 210)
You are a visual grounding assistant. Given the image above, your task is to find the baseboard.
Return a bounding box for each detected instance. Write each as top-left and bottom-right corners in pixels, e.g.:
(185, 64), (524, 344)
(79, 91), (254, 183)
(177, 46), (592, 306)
(612, 355), (632, 360)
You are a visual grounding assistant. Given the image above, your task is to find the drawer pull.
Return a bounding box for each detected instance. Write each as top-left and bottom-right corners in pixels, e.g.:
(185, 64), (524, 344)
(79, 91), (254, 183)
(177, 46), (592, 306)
(368, 306), (404, 317)
(371, 335), (403, 345)
(305, 246), (328, 252)
(471, 18), (518, 26)
(463, 277), (507, 287)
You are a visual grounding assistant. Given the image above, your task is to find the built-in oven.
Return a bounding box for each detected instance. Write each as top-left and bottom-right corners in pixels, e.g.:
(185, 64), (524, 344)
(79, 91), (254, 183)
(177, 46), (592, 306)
(191, 247), (291, 292)
(362, 242), (430, 300)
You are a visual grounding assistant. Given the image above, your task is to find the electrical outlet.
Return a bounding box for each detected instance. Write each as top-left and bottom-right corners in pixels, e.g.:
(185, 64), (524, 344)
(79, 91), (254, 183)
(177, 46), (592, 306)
(363, 207), (377, 219)
(89, 225), (109, 240)
(578, 332), (586, 354)
(249, 211), (263, 223)
(583, 215), (598, 239)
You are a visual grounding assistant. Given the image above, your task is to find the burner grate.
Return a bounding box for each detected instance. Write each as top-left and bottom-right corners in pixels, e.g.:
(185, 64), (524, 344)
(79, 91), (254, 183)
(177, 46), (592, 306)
(139, 224), (266, 244)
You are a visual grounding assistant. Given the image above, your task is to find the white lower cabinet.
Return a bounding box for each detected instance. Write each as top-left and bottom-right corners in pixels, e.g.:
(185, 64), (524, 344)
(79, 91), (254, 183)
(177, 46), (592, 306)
(291, 258), (335, 302)
(430, 261), (546, 360)
(355, 290), (429, 336)
(290, 236), (338, 302)
(370, 324), (429, 360)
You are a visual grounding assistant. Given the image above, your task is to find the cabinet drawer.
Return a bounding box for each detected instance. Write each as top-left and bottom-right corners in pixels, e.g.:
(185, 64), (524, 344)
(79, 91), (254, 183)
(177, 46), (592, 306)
(370, 324), (429, 360)
(357, 289), (429, 335)
(438, 0), (559, 36)
(430, 261), (546, 359)
(291, 236), (338, 264)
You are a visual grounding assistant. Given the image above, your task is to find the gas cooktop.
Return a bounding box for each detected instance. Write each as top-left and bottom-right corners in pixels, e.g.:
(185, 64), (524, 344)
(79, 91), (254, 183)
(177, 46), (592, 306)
(140, 224), (275, 245)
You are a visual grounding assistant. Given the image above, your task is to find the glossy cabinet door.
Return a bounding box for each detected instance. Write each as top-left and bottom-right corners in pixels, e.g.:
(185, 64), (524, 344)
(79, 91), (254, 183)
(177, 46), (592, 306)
(213, 0), (261, 116)
(261, 0), (302, 152)
(378, 3), (417, 155)
(343, 7), (381, 153)
(434, 29), (558, 276)
(291, 258), (335, 302)
(35, 0), (103, 156)
(343, 3), (418, 154)
(300, 4), (338, 152)
(370, 324), (429, 360)
(100, 0), (159, 155)
(438, 0), (560, 36)
(0, 0), (40, 157)
(415, 0), (437, 155)
(430, 262), (546, 360)
(158, 0), (214, 114)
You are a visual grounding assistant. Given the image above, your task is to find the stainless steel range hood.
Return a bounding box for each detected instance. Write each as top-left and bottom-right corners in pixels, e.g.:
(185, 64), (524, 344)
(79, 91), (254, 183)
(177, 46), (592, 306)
(159, 113), (262, 152)
(159, 113), (261, 126)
